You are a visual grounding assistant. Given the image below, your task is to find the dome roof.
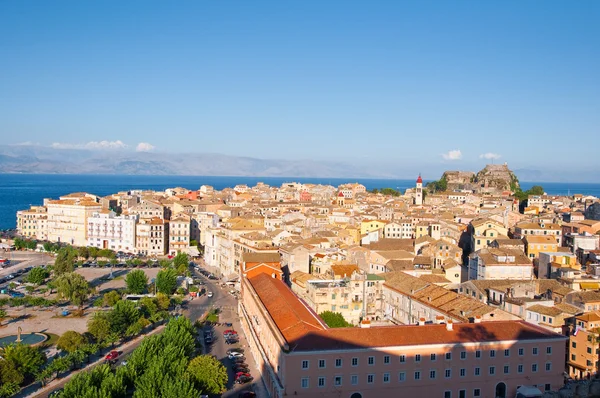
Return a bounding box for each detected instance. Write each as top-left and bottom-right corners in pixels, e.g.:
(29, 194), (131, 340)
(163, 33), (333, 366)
(416, 175), (423, 184)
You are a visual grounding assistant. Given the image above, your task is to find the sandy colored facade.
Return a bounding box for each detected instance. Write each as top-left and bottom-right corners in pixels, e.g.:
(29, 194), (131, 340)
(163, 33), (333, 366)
(46, 199), (102, 246)
(16, 206), (48, 240)
(135, 217), (168, 256)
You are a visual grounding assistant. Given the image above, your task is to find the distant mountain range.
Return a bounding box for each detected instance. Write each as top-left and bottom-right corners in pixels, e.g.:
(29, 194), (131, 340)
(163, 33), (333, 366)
(0, 145), (597, 182)
(0, 145), (397, 179)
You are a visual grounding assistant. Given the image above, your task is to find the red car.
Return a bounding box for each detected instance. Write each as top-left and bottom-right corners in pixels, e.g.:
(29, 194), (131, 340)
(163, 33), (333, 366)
(224, 329), (238, 335)
(236, 372), (251, 379)
(104, 350), (119, 361)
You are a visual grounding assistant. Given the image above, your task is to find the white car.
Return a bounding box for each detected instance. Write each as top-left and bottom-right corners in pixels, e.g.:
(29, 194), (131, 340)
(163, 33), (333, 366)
(228, 352), (244, 359)
(207, 292), (213, 298)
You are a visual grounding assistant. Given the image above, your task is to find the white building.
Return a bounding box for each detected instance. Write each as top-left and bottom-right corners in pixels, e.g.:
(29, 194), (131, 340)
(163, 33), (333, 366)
(469, 248), (534, 281)
(87, 211), (138, 252)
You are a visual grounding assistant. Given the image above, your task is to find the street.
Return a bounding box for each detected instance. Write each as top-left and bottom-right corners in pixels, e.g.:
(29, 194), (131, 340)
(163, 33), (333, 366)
(187, 264), (267, 397)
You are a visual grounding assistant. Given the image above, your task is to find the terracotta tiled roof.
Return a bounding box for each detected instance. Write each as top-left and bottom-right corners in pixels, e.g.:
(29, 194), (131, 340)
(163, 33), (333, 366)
(292, 321), (564, 352)
(248, 274), (327, 348)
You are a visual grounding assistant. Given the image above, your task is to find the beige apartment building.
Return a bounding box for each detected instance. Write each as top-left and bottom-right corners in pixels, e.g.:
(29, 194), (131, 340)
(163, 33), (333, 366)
(513, 221), (563, 246)
(135, 217), (168, 256)
(568, 312), (600, 378)
(46, 198), (102, 246)
(169, 212), (191, 256)
(16, 206), (48, 240)
(291, 271), (385, 325)
(470, 218), (508, 253)
(240, 271), (567, 398)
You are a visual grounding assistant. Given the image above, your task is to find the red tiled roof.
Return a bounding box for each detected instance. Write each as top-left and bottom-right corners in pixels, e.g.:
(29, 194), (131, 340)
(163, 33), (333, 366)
(293, 321), (565, 352)
(248, 274), (327, 348)
(248, 274), (566, 353)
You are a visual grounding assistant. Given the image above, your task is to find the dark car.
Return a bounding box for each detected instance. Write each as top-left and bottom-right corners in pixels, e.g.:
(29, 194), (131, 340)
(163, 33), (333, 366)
(238, 392), (256, 398)
(236, 375), (253, 384)
(231, 357), (246, 364)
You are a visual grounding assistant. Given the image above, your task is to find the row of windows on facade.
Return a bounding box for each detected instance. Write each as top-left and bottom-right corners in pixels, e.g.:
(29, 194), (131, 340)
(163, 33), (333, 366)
(301, 347), (553, 369)
(300, 362), (552, 387)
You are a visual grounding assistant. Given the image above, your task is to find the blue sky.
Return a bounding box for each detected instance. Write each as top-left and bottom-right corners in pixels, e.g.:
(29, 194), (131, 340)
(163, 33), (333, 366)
(0, 1), (598, 175)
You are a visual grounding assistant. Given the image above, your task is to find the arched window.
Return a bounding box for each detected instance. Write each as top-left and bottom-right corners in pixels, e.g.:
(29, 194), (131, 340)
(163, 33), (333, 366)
(350, 393), (363, 398)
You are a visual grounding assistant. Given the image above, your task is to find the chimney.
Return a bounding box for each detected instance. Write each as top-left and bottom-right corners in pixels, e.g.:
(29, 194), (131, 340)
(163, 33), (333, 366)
(446, 320), (453, 331)
(360, 320), (371, 328)
(473, 315), (482, 324)
(435, 315), (445, 324)
(418, 317), (426, 326)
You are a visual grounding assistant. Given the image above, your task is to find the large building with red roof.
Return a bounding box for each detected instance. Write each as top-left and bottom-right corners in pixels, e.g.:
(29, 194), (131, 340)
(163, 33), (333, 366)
(239, 272), (567, 398)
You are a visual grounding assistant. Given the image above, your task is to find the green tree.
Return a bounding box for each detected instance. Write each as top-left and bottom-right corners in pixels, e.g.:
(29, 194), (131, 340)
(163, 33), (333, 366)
(110, 300), (141, 337)
(88, 311), (112, 342)
(319, 311), (352, 328)
(77, 246), (89, 260)
(88, 246), (99, 260)
(172, 252), (189, 275)
(190, 239), (198, 247)
(186, 355), (228, 394)
(0, 357), (23, 386)
(156, 269), (178, 295)
(0, 309), (7, 325)
(103, 290), (122, 307)
(159, 259), (172, 269)
(139, 297), (158, 318)
(42, 242), (54, 253)
(126, 270), (149, 294)
(155, 292), (171, 311)
(57, 331), (87, 353)
(55, 272), (90, 308)
(54, 246), (78, 275)
(27, 266), (50, 285)
(1, 343), (46, 381)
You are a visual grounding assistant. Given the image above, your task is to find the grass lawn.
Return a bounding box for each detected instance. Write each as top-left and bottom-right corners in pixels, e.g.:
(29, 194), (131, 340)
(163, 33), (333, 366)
(206, 313), (219, 323)
(41, 333), (60, 348)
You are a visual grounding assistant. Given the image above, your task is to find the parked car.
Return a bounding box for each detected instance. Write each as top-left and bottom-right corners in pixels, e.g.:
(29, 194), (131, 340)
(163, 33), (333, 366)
(228, 352), (244, 359)
(236, 375), (253, 384)
(207, 292), (213, 298)
(231, 357), (246, 363)
(224, 329), (238, 336)
(9, 291), (24, 298)
(233, 366), (250, 373)
(238, 392), (256, 398)
(235, 372), (251, 379)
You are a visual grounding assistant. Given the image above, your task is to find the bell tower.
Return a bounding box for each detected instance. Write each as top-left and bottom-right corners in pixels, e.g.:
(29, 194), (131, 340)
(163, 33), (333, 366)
(415, 175), (423, 205)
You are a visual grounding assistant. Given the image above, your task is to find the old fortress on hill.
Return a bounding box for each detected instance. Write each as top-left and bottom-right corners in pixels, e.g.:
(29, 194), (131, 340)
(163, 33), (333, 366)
(15, 167), (600, 398)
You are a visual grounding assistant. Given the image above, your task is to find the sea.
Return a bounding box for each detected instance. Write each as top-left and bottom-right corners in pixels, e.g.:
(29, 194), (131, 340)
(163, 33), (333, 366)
(1, 174), (599, 230)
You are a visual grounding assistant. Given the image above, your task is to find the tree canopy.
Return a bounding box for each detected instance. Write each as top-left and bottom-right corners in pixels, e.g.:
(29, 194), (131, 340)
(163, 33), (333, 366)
(57, 331), (87, 353)
(55, 272), (90, 308)
(514, 185), (545, 202)
(27, 266), (50, 285)
(319, 311), (352, 328)
(126, 270), (149, 294)
(369, 187), (402, 196)
(156, 269), (178, 295)
(186, 355), (228, 395)
(426, 176), (447, 193)
(172, 252), (190, 275)
(61, 317), (206, 398)
(54, 246), (78, 275)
